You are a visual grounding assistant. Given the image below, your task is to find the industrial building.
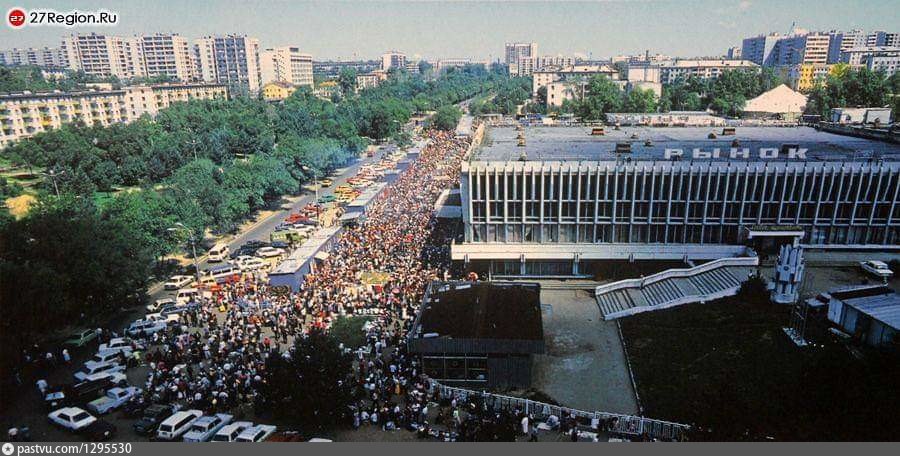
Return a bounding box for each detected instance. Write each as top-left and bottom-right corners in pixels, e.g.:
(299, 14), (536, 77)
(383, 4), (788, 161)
(452, 125), (900, 278)
(407, 281), (545, 388)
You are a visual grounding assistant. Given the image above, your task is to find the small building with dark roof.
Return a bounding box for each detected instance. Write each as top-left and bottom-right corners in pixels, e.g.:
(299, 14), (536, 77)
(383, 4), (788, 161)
(408, 281), (545, 389)
(825, 285), (900, 348)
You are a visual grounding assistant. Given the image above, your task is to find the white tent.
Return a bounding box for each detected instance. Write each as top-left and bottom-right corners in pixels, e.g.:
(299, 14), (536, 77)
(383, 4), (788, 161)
(743, 84), (807, 118)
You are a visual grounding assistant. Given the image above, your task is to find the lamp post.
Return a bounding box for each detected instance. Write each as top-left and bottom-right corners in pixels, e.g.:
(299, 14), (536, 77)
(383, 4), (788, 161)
(168, 222), (201, 285)
(41, 169), (64, 197)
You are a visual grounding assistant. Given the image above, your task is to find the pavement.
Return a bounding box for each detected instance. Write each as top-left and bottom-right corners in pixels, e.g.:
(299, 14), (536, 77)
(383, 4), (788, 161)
(531, 289), (640, 416)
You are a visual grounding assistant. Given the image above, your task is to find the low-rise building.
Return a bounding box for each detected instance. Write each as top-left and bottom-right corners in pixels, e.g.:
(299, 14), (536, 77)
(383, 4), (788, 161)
(262, 81), (297, 101)
(656, 59), (759, 84)
(742, 84), (808, 120)
(533, 64), (619, 97)
(822, 285), (899, 348)
(1, 83), (227, 147)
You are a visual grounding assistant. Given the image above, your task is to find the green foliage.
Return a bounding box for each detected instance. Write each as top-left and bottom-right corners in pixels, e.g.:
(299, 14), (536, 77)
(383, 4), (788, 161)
(431, 105), (463, 131)
(805, 67), (895, 117)
(0, 176), (24, 199)
(468, 77), (531, 116)
(574, 75), (623, 120)
(329, 316), (372, 350)
(0, 195), (153, 389)
(658, 68), (784, 117)
(623, 87), (659, 113)
(256, 330), (358, 431)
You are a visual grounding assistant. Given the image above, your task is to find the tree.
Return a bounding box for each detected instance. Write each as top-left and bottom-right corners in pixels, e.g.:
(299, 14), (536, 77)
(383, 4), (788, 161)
(256, 330), (358, 431)
(623, 88), (658, 113)
(418, 60), (433, 76)
(431, 105), (462, 131)
(338, 68), (357, 96)
(574, 75), (622, 120)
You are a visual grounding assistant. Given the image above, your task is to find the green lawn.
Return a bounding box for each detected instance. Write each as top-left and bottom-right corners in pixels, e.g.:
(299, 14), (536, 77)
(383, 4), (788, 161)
(620, 294), (900, 441)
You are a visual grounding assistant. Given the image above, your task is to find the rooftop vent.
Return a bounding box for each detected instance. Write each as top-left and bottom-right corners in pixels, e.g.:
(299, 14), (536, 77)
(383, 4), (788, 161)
(708, 132), (717, 139)
(614, 123), (621, 130)
(615, 142), (632, 154)
(519, 150), (528, 161)
(722, 127), (736, 135)
(731, 138), (740, 147)
(591, 127), (605, 135)
(644, 139), (654, 147)
(630, 133), (639, 139)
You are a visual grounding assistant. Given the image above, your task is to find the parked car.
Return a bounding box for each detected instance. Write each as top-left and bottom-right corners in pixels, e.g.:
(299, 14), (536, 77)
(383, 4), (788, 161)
(125, 320), (167, 337)
(144, 312), (180, 324)
(183, 413), (233, 442)
(146, 297), (177, 313)
(74, 361), (125, 382)
(83, 420), (117, 441)
(317, 195), (336, 204)
(86, 387), (140, 415)
(270, 241), (290, 250)
(64, 329), (98, 347)
(85, 351), (127, 369)
(77, 371), (127, 387)
(320, 178), (333, 187)
(211, 421), (253, 442)
(236, 256), (268, 272)
(48, 407), (96, 431)
(163, 275), (194, 290)
(860, 260), (894, 279)
(255, 247), (285, 258)
(235, 424), (277, 442)
(133, 404), (174, 436)
(156, 410), (202, 441)
(99, 337), (144, 356)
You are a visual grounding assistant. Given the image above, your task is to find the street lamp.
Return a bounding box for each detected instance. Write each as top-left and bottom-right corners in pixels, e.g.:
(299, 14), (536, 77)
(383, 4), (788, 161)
(40, 169), (65, 197)
(168, 222), (202, 285)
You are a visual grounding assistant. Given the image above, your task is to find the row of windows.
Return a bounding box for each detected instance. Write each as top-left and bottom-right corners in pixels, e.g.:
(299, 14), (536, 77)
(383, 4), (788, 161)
(468, 223), (900, 245)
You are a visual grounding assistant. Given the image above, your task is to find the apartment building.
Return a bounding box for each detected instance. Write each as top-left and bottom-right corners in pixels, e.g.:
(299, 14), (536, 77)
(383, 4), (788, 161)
(842, 46), (900, 75)
(744, 29), (898, 67)
(138, 34), (196, 81)
(356, 70), (388, 92)
(194, 35), (261, 92)
(505, 42), (537, 76)
(259, 46), (313, 87)
(0, 47), (64, 68)
(0, 83), (227, 147)
(866, 31), (900, 47)
(381, 51), (407, 71)
(61, 33), (145, 79)
(436, 58), (473, 73)
(532, 65), (619, 97)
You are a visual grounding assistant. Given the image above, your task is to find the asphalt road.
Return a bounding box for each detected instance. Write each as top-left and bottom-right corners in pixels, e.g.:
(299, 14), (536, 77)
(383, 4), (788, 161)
(146, 146), (389, 303)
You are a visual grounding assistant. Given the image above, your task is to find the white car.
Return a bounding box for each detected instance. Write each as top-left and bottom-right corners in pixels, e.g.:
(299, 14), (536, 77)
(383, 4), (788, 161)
(147, 297), (177, 313)
(235, 424), (277, 442)
(87, 387), (140, 415)
(182, 413), (232, 442)
(98, 337), (143, 356)
(211, 421), (254, 442)
(48, 407), (96, 431)
(85, 351), (126, 369)
(860, 260), (894, 279)
(164, 275), (195, 290)
(145, 312), (181, 324)
(255, 247), (285, 259)
(80, 371), (128, 386)
(236, 256), (268, 272)
(126, 319), (167, 337)
(74, 361), (125, 382)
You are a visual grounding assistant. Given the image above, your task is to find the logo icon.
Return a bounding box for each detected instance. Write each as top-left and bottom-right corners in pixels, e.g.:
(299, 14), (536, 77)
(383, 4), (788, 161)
(7, 8), (26, 28)
(1, 442), (14, 456)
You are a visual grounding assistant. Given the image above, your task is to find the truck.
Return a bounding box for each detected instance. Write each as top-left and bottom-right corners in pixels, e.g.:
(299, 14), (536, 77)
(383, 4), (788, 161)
(270, 229), (306, 244)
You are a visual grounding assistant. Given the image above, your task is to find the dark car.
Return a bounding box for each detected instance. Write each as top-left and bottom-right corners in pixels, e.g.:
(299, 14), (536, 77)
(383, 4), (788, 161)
(45, 378), (112, 409)
(83, 420), (116, 441)
(270, 241), (290, 250)
(120, 398), (148, 419)
(132, 404), (173, 436)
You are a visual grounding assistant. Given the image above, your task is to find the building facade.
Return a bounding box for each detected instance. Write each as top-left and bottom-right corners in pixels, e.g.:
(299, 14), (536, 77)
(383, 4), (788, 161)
(656, 59), (759, 84)
(0, 83), (227, 147)
(194, 35), (261, 92)
(381, 51), (407, 71)
(61, 33), (145, 79)
(138, 33), (196, 81)
(0, 47), (64, 68)
(505, 42), (537, 76)
(452, 126), (900, 277)
(259, 46), (313, 87)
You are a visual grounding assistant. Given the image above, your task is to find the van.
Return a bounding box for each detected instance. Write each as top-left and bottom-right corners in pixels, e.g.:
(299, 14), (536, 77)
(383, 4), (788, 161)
(86, 351), (124, 368)
(207, 243), (230, 263)
(175, 288), (201, 305)
(125, 319), (167, 337)
(156, 409), (202, 441)
(206, 264), (241, 283)
(73, 361), (125, 382)
(211, 421), (253, 442)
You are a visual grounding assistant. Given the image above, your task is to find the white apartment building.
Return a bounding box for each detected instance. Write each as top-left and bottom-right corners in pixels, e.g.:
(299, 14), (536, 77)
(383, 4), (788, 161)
(138, 34), (196, 81)
(842, 46), (900, 76)
(381, 51), (407, 71)
(194, 35), (261, 92)
(436, 58), (473, 73)
(259, 46), (313, 87)
(0, 83), (228, 147)
(532, 65), (619, 96)
(0, 47), (64, 68)
(505, 42), (538, 76)
(61, 33), (145, 79)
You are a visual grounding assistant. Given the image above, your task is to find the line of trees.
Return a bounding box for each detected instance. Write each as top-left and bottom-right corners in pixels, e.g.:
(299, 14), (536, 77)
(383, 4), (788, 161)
(805, 67), (900, 117)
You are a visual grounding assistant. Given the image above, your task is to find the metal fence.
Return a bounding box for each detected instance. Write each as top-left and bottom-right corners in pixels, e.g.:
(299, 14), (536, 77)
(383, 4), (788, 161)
(428, 381), (690, 441)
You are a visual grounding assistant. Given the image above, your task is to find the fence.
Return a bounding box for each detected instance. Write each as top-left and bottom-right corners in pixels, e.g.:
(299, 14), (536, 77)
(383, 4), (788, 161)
(428, 381), (690, 441)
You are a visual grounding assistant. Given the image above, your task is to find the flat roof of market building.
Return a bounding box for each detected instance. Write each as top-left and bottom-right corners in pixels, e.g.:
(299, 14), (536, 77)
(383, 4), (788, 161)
(472, 126), (900, 163)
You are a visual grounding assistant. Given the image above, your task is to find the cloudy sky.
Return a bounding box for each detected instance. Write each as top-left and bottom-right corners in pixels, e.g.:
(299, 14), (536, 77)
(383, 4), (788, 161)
(2, 0), (899, 60)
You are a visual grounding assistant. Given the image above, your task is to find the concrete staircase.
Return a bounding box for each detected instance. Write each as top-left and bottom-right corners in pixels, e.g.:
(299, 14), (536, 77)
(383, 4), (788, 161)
(595, 257), (759, 320)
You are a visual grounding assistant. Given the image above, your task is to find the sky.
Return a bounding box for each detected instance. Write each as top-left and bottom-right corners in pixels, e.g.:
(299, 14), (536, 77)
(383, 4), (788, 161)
(2, 0), (899, 61)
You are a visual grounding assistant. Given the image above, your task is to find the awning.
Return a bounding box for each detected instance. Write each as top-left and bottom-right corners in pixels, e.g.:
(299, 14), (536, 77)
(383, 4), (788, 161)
(314, 251), (330, 261)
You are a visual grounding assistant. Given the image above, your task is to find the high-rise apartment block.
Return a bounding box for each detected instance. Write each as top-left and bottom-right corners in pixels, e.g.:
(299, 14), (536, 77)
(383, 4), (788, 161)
(194, 35), (261, 92)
